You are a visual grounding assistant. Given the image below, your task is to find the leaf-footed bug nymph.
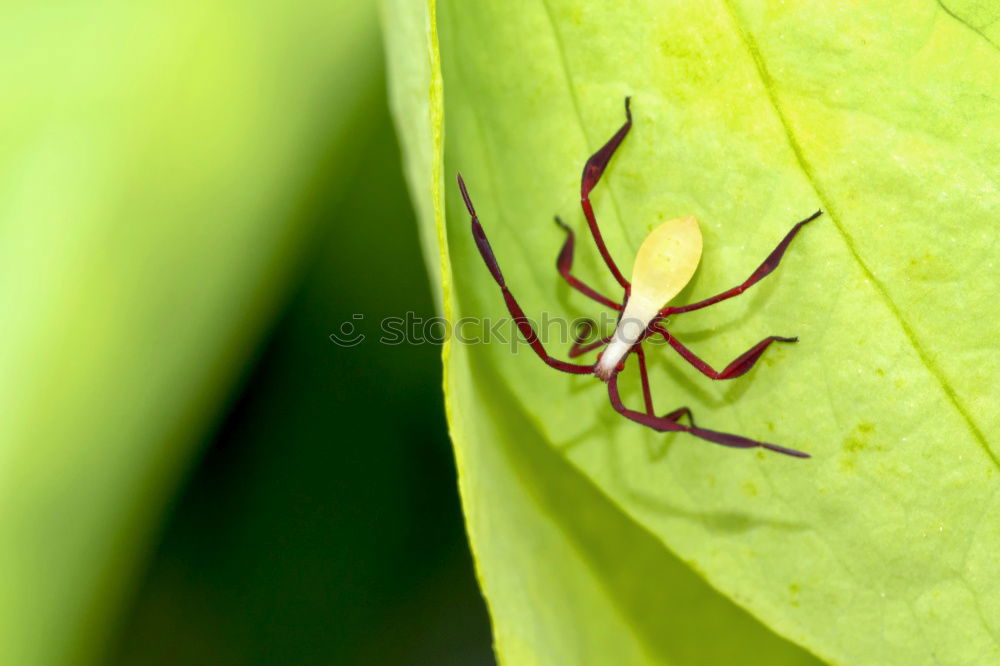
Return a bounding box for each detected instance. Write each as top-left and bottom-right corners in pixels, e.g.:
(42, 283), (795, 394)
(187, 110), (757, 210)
(458, 98), (822, 458)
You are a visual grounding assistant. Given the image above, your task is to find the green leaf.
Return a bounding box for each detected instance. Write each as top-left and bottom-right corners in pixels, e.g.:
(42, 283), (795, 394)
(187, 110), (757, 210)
(390, 0), (1000, 664)
(384, 3), (827, 661)
(0, 2), (381, 664)
(380, 0), (447, 314)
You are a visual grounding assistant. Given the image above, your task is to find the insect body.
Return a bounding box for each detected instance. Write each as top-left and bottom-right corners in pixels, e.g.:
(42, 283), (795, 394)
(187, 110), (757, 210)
(595, 215), (701, 380)
(458, 97), (822, 458)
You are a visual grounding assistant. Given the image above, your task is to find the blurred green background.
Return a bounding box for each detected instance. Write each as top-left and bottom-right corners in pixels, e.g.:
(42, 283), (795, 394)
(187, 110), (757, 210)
(0, 1), (493, 664)
(110, 86), (493, 665)
(108, 80), (494, 666)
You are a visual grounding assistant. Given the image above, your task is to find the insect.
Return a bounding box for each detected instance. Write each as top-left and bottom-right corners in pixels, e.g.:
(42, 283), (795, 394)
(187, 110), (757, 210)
(457, 97), (822, 458)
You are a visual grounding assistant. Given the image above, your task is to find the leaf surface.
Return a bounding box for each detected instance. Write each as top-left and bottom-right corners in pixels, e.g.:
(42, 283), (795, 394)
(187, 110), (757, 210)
(387, 1), (998, 664)
(428, 1), (1000, 663)
(387, 0), (1000, 663)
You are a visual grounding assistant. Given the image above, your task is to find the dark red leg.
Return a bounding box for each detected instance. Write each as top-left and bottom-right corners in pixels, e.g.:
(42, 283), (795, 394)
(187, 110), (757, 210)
(661, 210), (823, 316)
(635, 344), (654, 416)
(662, 406), (696, 426)
(606, 370), (809, 458)
(653, 325), (796, 380)
(569, 320), (613, 358)
(580, 97), (633, 291)
(459, 174), (594, 375)
(554, 216), (622, 310)
(636, 332), (695, 423)
(570, 337), (613, 358)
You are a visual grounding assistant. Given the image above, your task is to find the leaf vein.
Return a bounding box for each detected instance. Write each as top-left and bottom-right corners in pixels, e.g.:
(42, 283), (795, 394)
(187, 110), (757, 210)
(537, 0), (635, 251)
(719, 0), (999, 470)
(935, 0), (1000, 52)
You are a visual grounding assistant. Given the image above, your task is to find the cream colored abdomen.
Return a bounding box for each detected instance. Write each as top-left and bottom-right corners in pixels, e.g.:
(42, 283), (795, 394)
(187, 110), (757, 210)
(595, 216), (702, 379)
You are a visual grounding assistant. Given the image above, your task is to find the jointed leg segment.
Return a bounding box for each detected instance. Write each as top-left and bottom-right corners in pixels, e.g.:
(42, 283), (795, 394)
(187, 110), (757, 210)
(635, 345), (655, 416)
(652, 324), (797, 380)
(554, 216), (622, 310)
(568, 320), (614, 358)
(661, 406), (696, 426)
(580, 97), (633, 291)
(607, 368), (808, 458)
(459, 174), (594, 375)
(661, 210), (823, 316)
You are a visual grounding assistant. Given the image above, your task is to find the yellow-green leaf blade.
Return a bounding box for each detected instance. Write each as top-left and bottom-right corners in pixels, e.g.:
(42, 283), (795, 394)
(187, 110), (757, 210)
(0, 2), (381, 663)
(430, 1), (1000, 664)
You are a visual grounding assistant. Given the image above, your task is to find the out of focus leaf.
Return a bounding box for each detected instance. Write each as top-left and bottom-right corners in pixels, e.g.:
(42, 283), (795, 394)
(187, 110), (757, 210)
(0, 2), (380, 664)
(380, 0), (446, 313)
(390, 0), (1000, 664)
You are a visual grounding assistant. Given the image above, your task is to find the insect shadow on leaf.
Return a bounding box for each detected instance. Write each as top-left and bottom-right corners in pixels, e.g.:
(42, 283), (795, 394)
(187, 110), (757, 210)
(458, 97), (822, 458)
